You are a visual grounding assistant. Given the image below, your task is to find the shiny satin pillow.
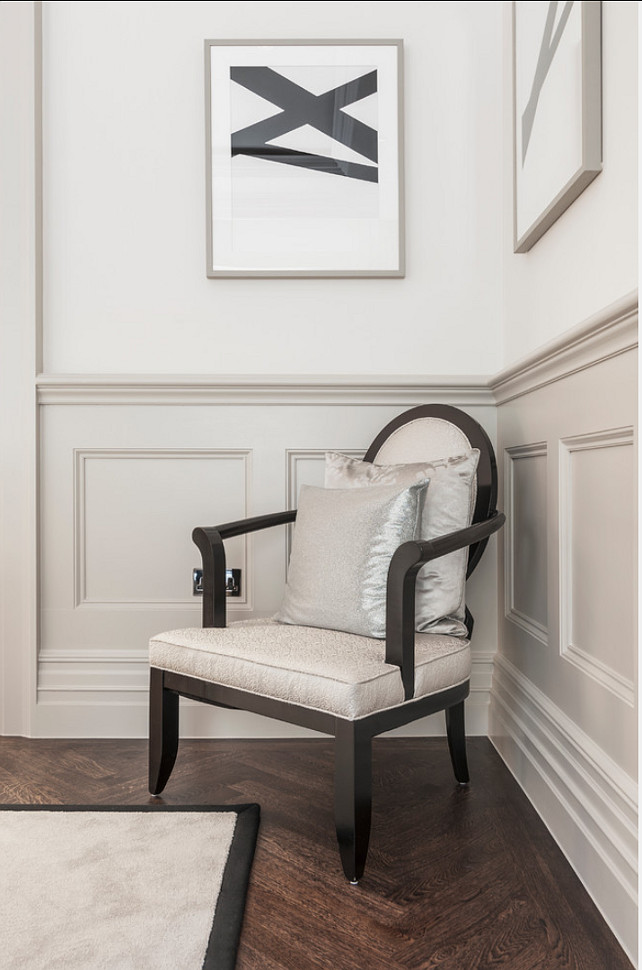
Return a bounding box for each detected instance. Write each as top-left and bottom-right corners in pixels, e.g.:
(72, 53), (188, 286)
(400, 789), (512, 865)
(324, 449), (480, 637)
(276, 480), (429, 639)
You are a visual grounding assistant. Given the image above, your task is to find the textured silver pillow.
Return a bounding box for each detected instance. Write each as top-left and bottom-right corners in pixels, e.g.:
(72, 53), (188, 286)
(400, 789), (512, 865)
(324, 450), (480, 637)
(276, 480), (429, 639)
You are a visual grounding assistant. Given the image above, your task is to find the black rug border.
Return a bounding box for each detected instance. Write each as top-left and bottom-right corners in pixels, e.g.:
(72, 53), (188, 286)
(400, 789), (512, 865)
(0, 802), (261, 970)
(203, 803), (260, 970)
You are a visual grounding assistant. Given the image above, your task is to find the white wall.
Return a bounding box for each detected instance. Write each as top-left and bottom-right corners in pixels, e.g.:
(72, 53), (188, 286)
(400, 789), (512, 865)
(42, 0), (503, 376)
(501, 0), (638, 363)
(0, 1), (40, 737)
(0, 1), (505, 742)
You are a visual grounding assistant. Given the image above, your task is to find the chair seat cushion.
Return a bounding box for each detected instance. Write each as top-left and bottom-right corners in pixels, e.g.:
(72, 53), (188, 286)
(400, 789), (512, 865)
(149, 619), (470, 720)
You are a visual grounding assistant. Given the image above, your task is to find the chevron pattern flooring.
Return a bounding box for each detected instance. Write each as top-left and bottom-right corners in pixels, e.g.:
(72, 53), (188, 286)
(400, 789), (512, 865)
(0, 736), (633, 970)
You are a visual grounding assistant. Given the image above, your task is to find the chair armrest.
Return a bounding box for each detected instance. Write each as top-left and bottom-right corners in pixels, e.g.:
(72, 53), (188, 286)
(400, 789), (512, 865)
(385, 510), (506, 700)
(192, 510), (297, 628)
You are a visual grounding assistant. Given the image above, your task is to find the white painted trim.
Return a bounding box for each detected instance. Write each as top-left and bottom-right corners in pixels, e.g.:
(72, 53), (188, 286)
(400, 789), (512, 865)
(36, 648), (494, 739)
(558, 428), (636, 707)
(36, 374), (495, 407)
(0, 2), (41, 736)
(492, 291), (638, 404)
(490, 654), (638, 963)
(32, 693), (493, 741)
(504, 442), (549, 644)
(37, 648), (495, 689)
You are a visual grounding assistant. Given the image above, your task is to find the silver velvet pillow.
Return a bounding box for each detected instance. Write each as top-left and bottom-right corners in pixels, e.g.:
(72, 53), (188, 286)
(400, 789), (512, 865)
(324, 449), (480, 637)
(276, 480), (429, 639)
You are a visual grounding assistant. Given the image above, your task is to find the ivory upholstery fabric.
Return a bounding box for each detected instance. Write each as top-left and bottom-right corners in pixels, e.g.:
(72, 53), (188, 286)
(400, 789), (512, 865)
(149, 619), (470, 720)
(276, 480), (429, 638)
(324, 449), (479, 637)
(372, 416), (473, 464)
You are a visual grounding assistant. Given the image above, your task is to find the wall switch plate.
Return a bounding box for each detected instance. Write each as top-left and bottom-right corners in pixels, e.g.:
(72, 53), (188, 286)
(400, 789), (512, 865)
(193, 568), (241, 597)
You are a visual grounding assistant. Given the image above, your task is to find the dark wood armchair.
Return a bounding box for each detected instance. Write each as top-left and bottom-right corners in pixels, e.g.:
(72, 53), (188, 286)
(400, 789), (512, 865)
(148, 404), (505, 883)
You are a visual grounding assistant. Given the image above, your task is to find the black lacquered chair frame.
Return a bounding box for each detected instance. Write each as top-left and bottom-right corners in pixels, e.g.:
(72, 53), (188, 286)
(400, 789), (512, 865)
(149, 404), (505, 883)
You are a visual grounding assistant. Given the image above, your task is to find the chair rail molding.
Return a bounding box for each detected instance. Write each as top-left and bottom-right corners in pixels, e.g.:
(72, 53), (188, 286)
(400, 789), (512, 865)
(35, 373), (495, 407)
(491, 291), (638, 404)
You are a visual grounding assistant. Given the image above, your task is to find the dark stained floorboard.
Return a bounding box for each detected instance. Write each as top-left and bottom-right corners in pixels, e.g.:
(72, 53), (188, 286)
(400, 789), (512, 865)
(0, 736), (633, 970)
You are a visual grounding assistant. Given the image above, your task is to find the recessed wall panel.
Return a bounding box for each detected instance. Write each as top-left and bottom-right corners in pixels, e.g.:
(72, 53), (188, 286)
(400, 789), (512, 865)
(76, 450), (250, 606)
(560, 430), (636, 703)
(505, 444), (548, 643)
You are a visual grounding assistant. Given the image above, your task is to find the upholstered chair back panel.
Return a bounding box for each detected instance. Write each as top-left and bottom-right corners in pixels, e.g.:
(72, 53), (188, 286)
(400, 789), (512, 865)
(371, 417), (473, 465)
(372, 419), (478, 517)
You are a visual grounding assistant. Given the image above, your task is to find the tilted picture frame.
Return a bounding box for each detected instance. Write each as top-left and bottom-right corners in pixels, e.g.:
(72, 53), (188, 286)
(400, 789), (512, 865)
(513, 1), (602, 253)
(205, 39), (404, 277)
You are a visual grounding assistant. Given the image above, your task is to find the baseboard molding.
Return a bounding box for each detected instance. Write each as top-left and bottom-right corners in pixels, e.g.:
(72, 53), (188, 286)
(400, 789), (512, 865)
(490, 654), (638, 965)
(34, 651), (494, 739)
(33, 695), (491, 741)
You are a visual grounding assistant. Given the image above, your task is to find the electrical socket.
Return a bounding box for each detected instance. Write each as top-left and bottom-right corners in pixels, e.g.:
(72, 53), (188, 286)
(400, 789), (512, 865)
(193, 568), (241, 597)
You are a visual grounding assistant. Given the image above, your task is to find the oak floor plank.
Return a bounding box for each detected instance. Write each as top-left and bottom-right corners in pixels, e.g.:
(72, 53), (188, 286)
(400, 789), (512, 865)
(0, 735), (633, 970)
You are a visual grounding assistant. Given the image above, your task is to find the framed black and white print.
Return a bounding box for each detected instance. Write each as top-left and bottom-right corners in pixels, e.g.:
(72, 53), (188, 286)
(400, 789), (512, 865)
(205, 40), (404, 277)
(513, 2), (602, 253)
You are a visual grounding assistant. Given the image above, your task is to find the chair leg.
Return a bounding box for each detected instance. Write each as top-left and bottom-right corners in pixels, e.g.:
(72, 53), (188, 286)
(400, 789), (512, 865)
(334, 720), (372, 884)
(445, 700), (470, 784)
(148, 667), (179, 795)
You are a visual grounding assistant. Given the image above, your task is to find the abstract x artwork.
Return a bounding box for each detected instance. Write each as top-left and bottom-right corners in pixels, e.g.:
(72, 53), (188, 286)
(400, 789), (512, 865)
(205, 41), (404, 277)
(513, 2), (602, 252)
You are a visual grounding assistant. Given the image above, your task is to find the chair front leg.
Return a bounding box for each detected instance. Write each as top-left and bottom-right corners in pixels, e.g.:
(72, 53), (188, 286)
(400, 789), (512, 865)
(149, 667), (180, 795)
(334, 720), (372, 884)
(445, 700), (470, 784)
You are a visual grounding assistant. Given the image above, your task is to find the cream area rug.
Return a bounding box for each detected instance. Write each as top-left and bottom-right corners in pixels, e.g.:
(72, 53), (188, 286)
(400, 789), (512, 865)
(0, 804), (260, 970)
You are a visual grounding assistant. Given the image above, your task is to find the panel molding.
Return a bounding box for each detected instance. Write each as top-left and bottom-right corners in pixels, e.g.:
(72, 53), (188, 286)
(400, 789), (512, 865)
(490, 654), (638, 962)
(73, 448), (252, 609)
(504, 442), (549, 644)
(37, 373), (494, 407)
(558, 428), (635, 706)
(492, 291), (638, 405)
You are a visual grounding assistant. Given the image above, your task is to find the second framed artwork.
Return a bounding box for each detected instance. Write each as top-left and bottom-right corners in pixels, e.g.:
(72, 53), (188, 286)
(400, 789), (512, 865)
(205, 40), (404, 277)
(513, 2), (602, 253)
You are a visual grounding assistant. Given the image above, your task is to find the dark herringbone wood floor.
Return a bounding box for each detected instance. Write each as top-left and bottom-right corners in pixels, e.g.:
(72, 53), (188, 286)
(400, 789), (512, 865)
(0, 736), (633, 970)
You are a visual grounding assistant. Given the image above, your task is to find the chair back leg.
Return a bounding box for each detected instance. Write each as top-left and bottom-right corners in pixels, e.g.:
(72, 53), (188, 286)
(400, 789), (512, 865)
(334, 720), (372, 883)
(149, 667), (180, 795)
(445, 701), (470, 784)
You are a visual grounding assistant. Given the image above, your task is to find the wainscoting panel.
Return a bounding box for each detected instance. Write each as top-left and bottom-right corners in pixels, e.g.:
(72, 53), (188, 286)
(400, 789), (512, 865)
(74, 449), (251, 607)
(36, 393), (498, 741)
(559, 429), (636, 705)
(504, 443), (548, 644)
(491, 298), (637, 962)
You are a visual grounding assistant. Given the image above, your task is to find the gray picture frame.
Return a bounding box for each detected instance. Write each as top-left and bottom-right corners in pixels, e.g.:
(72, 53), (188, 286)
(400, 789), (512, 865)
(204, 39), (404, 278)
(513, 1), (602, 254)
